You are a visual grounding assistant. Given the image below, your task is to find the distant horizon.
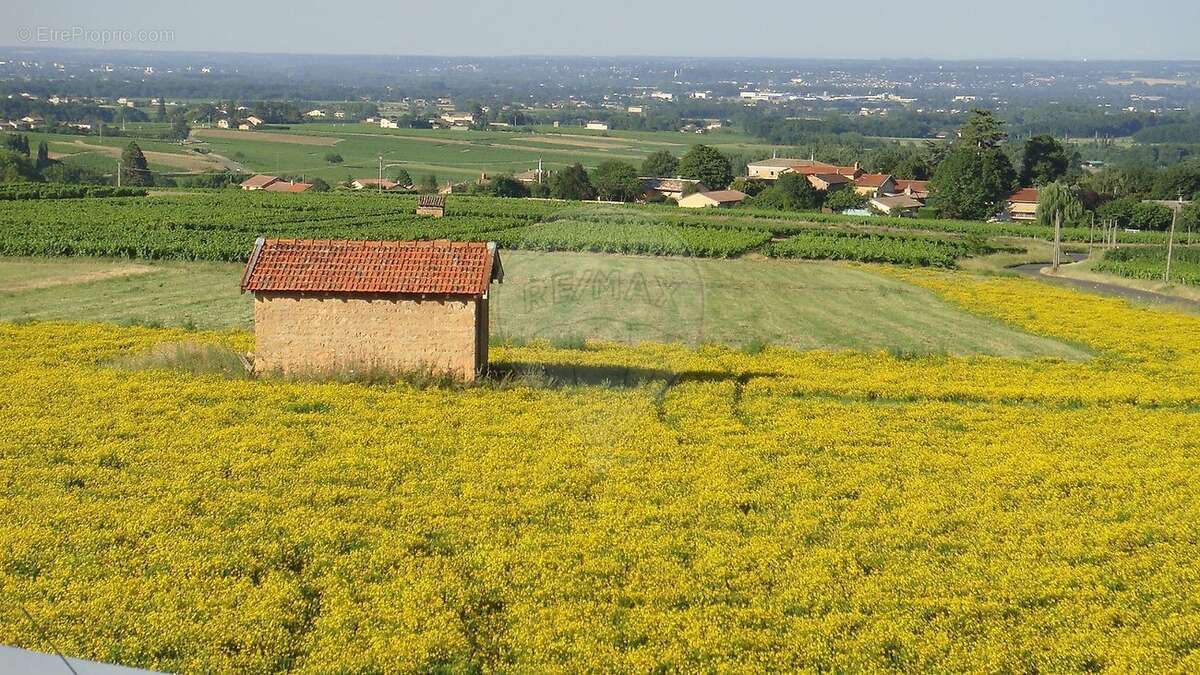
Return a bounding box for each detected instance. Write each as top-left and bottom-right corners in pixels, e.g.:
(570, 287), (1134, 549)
(5, 0), (1200, 61)
(2, 45), (1200, 65)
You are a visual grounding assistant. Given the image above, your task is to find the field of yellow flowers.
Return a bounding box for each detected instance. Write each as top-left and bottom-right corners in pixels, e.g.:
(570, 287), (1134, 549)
(3, 271), (1200, 672)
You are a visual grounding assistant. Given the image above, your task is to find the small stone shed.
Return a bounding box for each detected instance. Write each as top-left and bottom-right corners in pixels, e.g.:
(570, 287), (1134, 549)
(416, 194), (446, 217)
(240, 238), (503, 380)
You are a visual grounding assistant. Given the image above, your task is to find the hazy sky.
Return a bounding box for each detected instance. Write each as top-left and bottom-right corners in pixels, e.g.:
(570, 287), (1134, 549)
(4, 1), (1200, 60)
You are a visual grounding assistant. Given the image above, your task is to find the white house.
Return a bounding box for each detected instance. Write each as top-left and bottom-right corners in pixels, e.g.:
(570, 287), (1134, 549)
(305, 109), (326, 118)
(380, 118), (400, 129)
(585, 121), (609, 131)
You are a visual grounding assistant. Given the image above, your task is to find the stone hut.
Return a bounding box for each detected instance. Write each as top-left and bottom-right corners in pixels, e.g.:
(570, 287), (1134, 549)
(416, 194), (446, 217)
(240, 238), (503, 380)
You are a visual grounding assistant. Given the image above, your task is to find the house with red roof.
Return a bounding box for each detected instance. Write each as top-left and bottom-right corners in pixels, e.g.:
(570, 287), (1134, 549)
(1006, 187), (1040, 221)
(240, 174), (281, 190)
(853, 173), (898, 197)
(241, 239), (503, 380)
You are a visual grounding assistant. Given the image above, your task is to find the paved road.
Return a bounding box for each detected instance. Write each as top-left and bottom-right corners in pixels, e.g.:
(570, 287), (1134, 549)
(1010, 253), (1200, 312)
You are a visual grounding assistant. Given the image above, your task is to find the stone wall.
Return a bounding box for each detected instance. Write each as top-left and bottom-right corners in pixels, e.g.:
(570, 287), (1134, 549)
(253, 292), (481, 380)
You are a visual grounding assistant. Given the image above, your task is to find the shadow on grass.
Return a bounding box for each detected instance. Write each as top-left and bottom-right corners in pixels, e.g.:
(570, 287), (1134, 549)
(106, 340), (782, 392)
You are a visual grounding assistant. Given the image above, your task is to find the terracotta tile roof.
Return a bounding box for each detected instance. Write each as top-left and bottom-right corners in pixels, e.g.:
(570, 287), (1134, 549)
(809, 173), (851, 185)
(240, 174), (280, 189)
(263, 181), (313, 193)
(855, 173), (894, 188)
(894, 179), (929, 191)
(1008, 187), (1040, 204)
(241, 239), (502, 296)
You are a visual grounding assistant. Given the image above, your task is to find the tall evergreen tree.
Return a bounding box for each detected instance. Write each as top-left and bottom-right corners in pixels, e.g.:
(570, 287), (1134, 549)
(1020, 135), (1070, 186)
(928, 110), (1017, 219)
(35, 141), (50, 171)
(156, 97), (167, 122)
(120, 142), (152, 186)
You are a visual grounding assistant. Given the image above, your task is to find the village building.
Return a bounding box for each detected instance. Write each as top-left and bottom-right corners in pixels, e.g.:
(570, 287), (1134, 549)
(351, 178), (399, 191)
(677, 189), (748, 209)
(747, 158), (863, 181)
(869, 194), (925, 217)
(892, 179), (930, 201)
(217, 118), (232, 129)
(853, 173), (898, 197)
(1005, 187), (1040, 221)
(240, 239), (503, 381)
(245, 116), (264, 126)
(417, 194), (447, 217)
(514, 167), (550, 184)
(240, 175), (281, 190)
(807, 173), (852, 192)
(640, 177), (708, 201)
(305, 109), (326, 118)
(585, 121), (610, 131)
(263, 181), (314, 193)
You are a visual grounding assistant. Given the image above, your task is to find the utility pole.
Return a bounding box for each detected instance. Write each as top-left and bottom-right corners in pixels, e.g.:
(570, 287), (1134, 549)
(1165, 196), (1182, 284)
(116, 160), (121, 188)
(1087, 210), (1095, 259)
(378, 154), (384, 194)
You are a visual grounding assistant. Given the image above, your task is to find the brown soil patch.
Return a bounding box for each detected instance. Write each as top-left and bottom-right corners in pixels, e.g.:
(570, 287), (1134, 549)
(0, 265), (159, 292)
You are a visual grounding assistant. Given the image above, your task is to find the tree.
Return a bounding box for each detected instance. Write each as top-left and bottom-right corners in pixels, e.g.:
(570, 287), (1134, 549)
(309, 177), (331, 192)
(418, 174), (439, 193)
(324, 152), (343, 164)
(0, 149), (38, 182)
(959, 109), (1008, 149)
(120, 142), (152, 186)
(641, 150), (678, 178)
(677, 145), (733, 189)
(823, 187), (868, 212)
(928, 147), (1016, 220)
(752, 173), (822, 211)
(1037, 182), (1083, 272)
(591, 160), (642, 201)
(491, 175), (531, 198)
(549, 163), (595, 200)
(1129, 202), (1174, 231)
(156, 97), (166, 123)
(390, 168), (412, 187)
(1020, 135), (1070, 186)
(170, 116), (190, 142)
(35, 141), (50, 171)
(4, 134), (30, 157)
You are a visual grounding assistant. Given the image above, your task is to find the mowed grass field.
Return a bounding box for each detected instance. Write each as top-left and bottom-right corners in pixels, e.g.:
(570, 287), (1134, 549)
(187, 123), (778, 183)
(0, 252), (1088, 359)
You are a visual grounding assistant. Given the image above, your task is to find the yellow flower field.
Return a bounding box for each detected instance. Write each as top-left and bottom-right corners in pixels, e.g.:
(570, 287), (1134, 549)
(2, 272), (1200, 672)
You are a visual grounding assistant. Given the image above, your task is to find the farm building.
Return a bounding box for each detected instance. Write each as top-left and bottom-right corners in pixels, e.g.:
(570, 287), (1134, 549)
(677, 189), (748, 209)
(1005, 188), (1040, 221)
(641, 177), (708, 201)
(869, 194), (924, 217)
(417, 194), (446, 217)
(240, 175), (281, 190)
(240, 239), (504, 381)
(351, 178), (399, 191)
(262, 181), (314, 193)
(852, 173), (897, 197)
